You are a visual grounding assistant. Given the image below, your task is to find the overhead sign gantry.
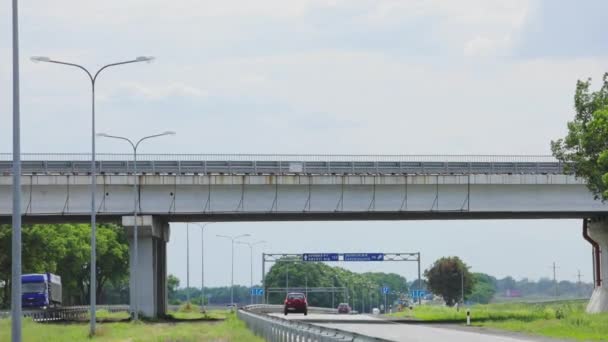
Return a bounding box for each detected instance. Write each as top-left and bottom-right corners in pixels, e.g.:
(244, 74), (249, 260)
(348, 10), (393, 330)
(261, 252), (423, 304)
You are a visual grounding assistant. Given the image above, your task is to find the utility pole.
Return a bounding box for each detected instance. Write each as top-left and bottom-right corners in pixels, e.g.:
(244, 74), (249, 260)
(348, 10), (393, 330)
(577, 270), (583, 297)
(461, 269), (465, 305)
(332, 277), (335, 309)
(552, 262), (559, 297)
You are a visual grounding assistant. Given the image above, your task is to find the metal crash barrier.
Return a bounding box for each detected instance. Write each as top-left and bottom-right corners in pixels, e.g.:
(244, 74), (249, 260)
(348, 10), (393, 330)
(239, 305), (391, 342)
(0, 305), (129, 322)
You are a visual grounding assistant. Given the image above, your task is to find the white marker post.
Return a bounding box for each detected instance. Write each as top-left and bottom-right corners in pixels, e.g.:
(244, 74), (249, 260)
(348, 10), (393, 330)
(466, 309), (471, 326)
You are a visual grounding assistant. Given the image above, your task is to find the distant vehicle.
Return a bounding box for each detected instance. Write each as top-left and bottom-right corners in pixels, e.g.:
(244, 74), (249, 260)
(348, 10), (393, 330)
(337, 303), (351, 314)
(372, 307), (380, 315)
(284, 292), (308, 315)
(22, 273), (61, 309)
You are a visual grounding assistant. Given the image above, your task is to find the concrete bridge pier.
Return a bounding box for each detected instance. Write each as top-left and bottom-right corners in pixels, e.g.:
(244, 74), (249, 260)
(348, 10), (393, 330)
(587, 217), (608, 313)
(123, 215), (170, 318)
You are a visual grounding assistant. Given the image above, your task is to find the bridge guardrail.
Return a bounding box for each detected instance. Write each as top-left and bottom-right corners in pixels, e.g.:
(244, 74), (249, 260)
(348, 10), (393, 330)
(0, 156), (566, 175)
(239, 306), (391, 342)
(0, 153), (559, 163)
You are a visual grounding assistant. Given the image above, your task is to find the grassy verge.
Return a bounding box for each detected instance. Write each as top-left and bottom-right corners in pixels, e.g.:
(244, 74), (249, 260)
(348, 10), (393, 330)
(92, 309), (131, 321)
(390, 300), (608, 341)
(0, 311), (263, 342)
(166, 309), (227, 320)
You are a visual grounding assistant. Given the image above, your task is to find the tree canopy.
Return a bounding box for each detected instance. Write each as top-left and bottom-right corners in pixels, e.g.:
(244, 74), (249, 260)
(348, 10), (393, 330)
(264, 261), (408, 311)
(0, 223), (129, 308)
(424, 256), (474, 306)
(469, 273), (497, 304)
(552, 73), (608, 200)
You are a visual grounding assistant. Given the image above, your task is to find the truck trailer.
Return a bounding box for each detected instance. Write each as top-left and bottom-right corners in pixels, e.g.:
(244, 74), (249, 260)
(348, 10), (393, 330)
(21, 273), (62, 309)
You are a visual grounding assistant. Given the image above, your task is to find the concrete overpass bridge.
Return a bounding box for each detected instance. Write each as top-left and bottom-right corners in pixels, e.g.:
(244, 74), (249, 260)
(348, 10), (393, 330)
(1, 153), (607, 316)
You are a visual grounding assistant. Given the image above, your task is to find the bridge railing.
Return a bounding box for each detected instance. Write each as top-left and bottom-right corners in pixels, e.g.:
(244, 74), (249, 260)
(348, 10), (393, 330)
(0, 155), (566, 175)
(0, 153), (559, 163)
(239, 305), (389, 342)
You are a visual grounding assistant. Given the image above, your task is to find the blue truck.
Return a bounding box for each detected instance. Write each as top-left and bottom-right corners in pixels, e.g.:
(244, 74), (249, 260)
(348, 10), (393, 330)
(21, 273), (62, 309)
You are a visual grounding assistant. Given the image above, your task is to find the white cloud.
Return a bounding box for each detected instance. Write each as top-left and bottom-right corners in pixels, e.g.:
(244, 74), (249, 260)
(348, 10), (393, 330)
(463, 35), (512, 57)
(111, 82), (209, 101)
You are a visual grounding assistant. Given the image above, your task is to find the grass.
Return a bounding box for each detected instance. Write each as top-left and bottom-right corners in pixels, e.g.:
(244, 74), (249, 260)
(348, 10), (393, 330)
(0, 311), (263, 342)
(390, 300), (608, 341)
(166, 309), (227, 321)
(92, 309), (130, 321)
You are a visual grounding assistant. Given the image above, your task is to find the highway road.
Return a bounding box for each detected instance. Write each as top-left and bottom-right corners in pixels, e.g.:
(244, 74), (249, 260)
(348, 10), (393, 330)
(271, 313), (561, 342)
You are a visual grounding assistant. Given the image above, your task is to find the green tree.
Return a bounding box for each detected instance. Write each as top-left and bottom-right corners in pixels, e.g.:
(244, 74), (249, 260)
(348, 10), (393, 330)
(552, 73), (608, 200)
(0, 225), (10, 308)
(168, 274), (180, 303)
(469, 273), (496, 304)
(0, 223), (129, 307)
(263, 260), (407, 310)
(424, 256), (474, 306)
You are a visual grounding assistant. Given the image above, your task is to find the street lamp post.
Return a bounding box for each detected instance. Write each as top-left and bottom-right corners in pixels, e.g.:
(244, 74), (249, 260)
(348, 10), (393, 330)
(236, 240), (266, 304)
(217, 234), (250, 308)
(11, 1), (22, 341)
(191, 223), (214, 312)
(186, 223), (190, 304)
(32, 55), (153, 335)
(97, 131), (175, 320)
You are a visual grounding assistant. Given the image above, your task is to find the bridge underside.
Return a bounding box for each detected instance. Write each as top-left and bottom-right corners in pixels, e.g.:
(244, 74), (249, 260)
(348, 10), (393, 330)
(1, 210), (607, 225)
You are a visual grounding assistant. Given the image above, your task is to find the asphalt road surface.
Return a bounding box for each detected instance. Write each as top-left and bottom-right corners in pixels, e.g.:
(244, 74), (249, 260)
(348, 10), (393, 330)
(269, 313), (384, 322)
(272, 313), (560, 342)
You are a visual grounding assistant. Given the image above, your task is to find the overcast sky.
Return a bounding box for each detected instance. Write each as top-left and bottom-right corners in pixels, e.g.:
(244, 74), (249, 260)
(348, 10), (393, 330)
(1, 1), (607, 288)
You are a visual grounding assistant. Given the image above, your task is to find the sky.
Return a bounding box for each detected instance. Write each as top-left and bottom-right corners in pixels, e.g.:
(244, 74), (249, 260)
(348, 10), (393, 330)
(1, 0), (607, 288)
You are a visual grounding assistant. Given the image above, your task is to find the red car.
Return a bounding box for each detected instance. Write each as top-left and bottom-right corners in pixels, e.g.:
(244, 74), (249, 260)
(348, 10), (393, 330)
(337, 303), (351, 314)
(284, 292), (308, 315)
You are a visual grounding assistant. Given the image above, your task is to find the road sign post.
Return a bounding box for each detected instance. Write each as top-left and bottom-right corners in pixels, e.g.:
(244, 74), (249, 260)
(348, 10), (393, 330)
(410, 289), (427, 300)
(343, 253), (385, 261)
(382, 286), (390, 314)
(250, 287), (265, 297)
(302, 253), (339, 262)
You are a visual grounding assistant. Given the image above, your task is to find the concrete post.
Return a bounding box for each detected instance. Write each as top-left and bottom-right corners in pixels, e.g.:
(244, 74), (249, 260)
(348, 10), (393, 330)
(123, 216), (170, 317)
(587, 217), (608, 313)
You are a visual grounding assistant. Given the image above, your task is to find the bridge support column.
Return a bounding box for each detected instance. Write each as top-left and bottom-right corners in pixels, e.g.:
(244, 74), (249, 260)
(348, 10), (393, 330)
(123, 216), (170, 318)
(587, 217), (608, 313)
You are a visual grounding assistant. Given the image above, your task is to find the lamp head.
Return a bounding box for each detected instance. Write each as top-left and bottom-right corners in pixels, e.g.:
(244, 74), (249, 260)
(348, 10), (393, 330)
(31, 56), (51, 63)
(162, 131), (176, 136)
(136, 56), (155, 63)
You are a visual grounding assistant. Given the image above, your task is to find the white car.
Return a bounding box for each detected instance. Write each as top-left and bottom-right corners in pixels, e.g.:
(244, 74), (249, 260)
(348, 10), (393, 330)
(372, 308), (380, 315)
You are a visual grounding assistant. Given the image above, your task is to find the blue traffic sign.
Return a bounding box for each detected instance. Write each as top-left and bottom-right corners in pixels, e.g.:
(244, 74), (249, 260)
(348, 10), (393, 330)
(343, 253), (385, 262)
(382, 286), (390, 295)
(302, 253), (339, 262)
(410, 290), (427, 299)
(250, 288), (264, 296)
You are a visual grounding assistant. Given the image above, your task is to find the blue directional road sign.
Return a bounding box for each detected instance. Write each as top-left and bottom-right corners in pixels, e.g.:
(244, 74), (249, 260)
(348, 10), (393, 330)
(343, 253), (385, 262)
(410, 290), (427, 299)
(250, 288), (265, 296)
(382, 286), (390, 295)
(302, 253), (339, 262)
